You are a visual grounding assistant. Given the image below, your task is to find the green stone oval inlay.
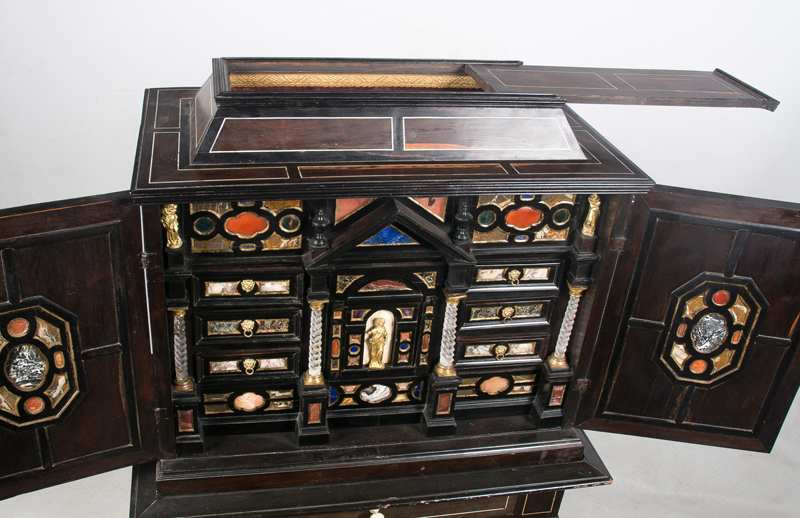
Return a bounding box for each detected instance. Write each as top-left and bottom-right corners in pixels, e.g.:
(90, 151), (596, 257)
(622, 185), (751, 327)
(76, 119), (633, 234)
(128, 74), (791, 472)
(552, 208), (571, 225)
(279, 214), (301, 233)
(477, 210), (496, 227)
(194, 217), (215, 235)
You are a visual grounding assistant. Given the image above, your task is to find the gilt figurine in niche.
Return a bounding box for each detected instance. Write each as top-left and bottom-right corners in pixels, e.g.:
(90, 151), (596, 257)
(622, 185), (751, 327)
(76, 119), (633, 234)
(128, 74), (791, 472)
(367, 317), (388, 370)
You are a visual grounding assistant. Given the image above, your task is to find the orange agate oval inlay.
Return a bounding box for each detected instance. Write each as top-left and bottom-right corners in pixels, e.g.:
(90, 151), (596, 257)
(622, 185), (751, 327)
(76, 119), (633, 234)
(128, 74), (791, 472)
(233, 392), (265, 412)
(224, 212), (269, 239)
(480, 376), (510, 395)
(8, 318), (29, 338)
(504, 206), (542, 230)
(690, 359), (707, 374)
(712, 290), (730, 306)
(24, 397), (45, 415)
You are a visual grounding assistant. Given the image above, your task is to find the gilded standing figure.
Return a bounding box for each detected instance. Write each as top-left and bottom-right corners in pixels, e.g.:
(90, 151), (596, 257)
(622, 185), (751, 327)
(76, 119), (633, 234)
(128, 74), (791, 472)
(367, 317), (388, 369)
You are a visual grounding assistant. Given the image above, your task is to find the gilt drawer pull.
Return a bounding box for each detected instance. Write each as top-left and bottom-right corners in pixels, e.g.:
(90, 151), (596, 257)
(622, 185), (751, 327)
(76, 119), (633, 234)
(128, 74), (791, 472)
(508, 269), (521, 286)
(241, 320), (255, 338)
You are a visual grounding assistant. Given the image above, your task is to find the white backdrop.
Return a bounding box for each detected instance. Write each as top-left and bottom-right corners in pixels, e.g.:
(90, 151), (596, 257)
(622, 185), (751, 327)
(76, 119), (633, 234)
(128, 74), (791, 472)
(2, 1), (799, 516)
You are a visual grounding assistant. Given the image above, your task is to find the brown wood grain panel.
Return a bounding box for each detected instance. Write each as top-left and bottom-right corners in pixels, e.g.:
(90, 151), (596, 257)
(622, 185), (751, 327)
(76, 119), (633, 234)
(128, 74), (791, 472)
(299, 163), (507, 179)
(603, 327), (688, 422)
(0, 429), (43, 479)
(47, 354), (132, 464)
(468, 65), (779, 110)
(211, 118), (393, 152)
(149, 132), (289, 184)
(632, 218), (735, 322)
(155, 89), (195, 129)
(735, 232), (800, 338)
(683, 342), (787, 431)
(15, 232), (120, 354)
(404, 117), (568, 151)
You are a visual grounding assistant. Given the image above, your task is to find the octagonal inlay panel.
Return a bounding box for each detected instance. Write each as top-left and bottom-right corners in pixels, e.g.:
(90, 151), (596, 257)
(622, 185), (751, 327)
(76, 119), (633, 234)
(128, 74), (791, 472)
(0, 299), (82, 428)
(657, 273), (766, 386)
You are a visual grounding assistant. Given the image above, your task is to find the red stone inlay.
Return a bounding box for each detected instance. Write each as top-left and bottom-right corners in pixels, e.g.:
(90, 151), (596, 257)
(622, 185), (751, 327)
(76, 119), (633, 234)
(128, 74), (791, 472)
(676, 323), (687, 338)
(178, 410), (194, 433)
(731, 330), (743, 344)
(505, 206), (543, 230)
(690, 359), (707, 374)
(307, 403), (322, 424)
(422, 334), (431, 352)
(331, 339), (340, 357)
(401, 332), (411, 341)
(54, 351), (65, 369)
(336, 198), (373, 223)
(410, 197), (447, 219)
(361, 280), (410, 291)
(437, 393), (452, 414)
(8, 318), (29, 338)
(24, 397), (45, 415)
(712, 290), (731, 306)
(549, 385), (566, 406)
(224, 212), (269, 238)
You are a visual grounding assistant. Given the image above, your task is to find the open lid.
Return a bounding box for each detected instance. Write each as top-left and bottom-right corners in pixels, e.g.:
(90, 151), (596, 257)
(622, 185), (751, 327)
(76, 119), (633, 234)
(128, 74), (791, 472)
(466, 64), (779, 110)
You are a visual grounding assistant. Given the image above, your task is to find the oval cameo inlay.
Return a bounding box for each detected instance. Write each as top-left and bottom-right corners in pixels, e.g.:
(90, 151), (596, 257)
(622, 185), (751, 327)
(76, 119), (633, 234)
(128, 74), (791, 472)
(24, 397), (45, 415)
(480, 376), (510, 395)
(233, 392), (265, 412)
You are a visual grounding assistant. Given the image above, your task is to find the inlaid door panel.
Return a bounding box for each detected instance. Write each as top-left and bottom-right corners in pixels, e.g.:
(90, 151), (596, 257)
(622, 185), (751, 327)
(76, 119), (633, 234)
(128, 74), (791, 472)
(0, 193), (159, 499)
(576, 186), (800, 452)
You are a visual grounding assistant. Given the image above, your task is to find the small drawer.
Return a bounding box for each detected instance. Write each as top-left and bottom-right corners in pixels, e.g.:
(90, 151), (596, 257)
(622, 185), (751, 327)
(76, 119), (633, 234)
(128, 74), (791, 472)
(201, 384), (297, 416)
(457, 334), (546, 366)
(198, 351), (299, 382)
(195, 308), (302, 345)
(458, 297), (554, 330)
(327, 378), (426, 410)
(456, 369), (538, 401)
(471, 262), (561, 289)
(193, 270), (303, 306)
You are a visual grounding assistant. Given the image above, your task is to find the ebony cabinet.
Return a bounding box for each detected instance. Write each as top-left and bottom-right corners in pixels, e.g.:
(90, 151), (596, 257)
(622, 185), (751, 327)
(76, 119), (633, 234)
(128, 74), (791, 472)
(0, 58), (797, 518)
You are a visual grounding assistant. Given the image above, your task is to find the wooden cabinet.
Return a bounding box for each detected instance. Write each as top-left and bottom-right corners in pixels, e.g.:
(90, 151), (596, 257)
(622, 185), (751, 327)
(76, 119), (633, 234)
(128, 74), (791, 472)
(0, 58), (797, 517)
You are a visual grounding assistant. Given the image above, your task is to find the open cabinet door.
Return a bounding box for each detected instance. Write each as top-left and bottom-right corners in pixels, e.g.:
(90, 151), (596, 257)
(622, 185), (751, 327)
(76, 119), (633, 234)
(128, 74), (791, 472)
(575, 186), (800, 452)
(0, 193), (163, 499)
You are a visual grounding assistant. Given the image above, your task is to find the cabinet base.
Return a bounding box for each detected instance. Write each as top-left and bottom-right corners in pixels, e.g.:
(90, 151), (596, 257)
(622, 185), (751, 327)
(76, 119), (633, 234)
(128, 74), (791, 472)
(130, 419), (610, 518)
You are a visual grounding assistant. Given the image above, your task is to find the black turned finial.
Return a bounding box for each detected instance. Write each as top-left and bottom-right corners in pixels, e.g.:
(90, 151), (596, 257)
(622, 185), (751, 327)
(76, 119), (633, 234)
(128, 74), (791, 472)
(310, 209), (330, 248)
(453, 198), (472, 243)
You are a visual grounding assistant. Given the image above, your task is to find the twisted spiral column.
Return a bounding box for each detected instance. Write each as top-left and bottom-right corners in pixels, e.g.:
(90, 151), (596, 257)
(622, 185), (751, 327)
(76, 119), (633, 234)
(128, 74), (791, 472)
(548, 283), (587, 370)
(435, 293), (466, 377)
(304, 299), (327, 385)
(170, 308), (194, 392)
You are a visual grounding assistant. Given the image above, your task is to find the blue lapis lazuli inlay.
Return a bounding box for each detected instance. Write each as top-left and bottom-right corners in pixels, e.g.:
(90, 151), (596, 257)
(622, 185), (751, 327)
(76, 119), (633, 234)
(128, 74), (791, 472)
(399, 343), (410, 352)
(330, 387), (339, 405)
(412, 382), (422, 399)
(360, 226), (418, 246)
(349, 345), (360, 355)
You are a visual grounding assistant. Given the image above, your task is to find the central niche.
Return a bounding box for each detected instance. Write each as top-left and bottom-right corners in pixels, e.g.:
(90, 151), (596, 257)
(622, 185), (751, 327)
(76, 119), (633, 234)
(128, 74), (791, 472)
(364, 310), (395, 369)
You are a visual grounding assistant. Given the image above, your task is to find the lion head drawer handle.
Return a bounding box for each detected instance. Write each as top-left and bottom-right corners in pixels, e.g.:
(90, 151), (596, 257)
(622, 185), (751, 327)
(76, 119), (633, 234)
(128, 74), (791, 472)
(242, 358), (257, 375)
(240, 279), (256, 293)
(494, 344), (509, 361)
(507, 269), (521, 286)
(241, 320), (255, 338)
(501, 306), (515, 324)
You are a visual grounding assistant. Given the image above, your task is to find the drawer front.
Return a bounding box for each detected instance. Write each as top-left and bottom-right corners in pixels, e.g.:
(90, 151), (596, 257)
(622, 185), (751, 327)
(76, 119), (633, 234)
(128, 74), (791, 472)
(299, 490), (562, 517)
(201, 384), (297, 416)
(456, 369), (538, 401)
(328, 378), (427, 410)
(198, 351), (299, 382)
(193, 270), (303, 305)
(195, 308), (303, 345)
(456, 334), (546, 366)
(458, 297), (554, 330)
(471, 262), (561, 290)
